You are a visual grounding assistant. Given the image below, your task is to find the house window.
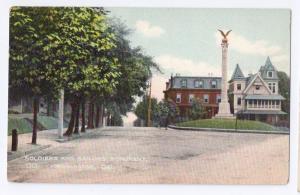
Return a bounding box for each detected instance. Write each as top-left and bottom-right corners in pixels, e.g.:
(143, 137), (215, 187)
(189, 94), (194, 103)
(176, 93), (181, 103)
(268, 82), (276, 93)
(267, 71), (273, 78)
(211, 80), (217, 89)
(237, 97), (241, 105)
(272, 83), (276, 93)
(194, 80), (203, 88)
(181, 79), (187, 88)
(204, 94), (209, 103)
(255, 85), (260, 90)
(248, 100), (252, 107)
(216, 94), (221, 103)
(237, 84), (241, 90)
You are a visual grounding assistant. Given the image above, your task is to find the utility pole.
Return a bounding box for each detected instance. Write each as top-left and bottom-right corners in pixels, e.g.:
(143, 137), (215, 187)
(147, 79), (152, 127)
(58, 89), (64, 139)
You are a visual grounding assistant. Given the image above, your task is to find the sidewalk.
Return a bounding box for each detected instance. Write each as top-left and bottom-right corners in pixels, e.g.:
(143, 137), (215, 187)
(7, 128), (100, 161)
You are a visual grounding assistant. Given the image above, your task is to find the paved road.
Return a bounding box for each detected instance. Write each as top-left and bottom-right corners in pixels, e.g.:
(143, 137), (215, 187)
(7, 127), (289, 184)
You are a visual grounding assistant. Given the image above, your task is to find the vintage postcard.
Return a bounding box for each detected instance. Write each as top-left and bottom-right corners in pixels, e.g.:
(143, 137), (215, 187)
(7, 7), (290, 184)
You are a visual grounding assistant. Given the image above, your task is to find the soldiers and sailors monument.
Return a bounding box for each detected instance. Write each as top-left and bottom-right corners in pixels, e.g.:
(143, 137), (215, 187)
(215, 29), (235, 119)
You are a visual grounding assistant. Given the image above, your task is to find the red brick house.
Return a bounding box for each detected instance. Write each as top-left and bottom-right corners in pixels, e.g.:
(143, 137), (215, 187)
(163, 75), (222, 118)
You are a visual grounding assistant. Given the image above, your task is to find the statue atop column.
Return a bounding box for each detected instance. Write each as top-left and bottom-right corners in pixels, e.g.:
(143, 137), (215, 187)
(215, 29), (235, 119)
(218, 29), (232, 43)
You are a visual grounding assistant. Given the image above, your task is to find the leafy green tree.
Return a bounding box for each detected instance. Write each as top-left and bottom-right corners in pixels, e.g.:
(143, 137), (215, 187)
(10, 7), (63, 144)
(278, 71), (290, 118)
(55, 8), (121, 136)
(9, 7), (121, 140)
(134, 97), (159, 125)
(102, 19), (159, 126)
(154, 99), (178, 126)
(189, 98), (206, 120)
(10, 7), (160, 139)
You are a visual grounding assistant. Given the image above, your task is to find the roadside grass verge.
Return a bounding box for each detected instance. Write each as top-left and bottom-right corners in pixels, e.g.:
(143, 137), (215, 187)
(176, 119), (281, 131)
(8, 115), (69, 135)
(8, 117), (32, 135)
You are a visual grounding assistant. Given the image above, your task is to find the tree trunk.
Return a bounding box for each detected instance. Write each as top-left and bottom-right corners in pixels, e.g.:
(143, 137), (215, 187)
(95, 105), (100, 128)
(81, 99), (86, 133)
(64, 102), (76, 136)
(47, 102), (51, 116)
(87, 101), (94, 129)
(74, 101), (80, 134)
(107, 113), (111, 126)
(111, 116), (114, 126)
(91, 103), (94, 128)
(99, 103), (104, 127)
(31, 97), (39, 144)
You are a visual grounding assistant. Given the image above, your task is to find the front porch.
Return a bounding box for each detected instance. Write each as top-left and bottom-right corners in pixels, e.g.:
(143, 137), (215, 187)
(236, 110), (287, 128)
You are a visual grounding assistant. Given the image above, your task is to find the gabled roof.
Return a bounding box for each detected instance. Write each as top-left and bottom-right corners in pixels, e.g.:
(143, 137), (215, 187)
(243, 72), (273, 94)
(259, 56), (278, 80)
(231, 64), (245, 80)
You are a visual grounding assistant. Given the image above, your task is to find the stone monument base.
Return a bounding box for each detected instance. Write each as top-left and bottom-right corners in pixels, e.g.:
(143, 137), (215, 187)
(214, 102), (236, 119)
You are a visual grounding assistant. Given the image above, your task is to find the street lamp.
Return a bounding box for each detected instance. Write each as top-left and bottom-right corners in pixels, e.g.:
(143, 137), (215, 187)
(147, 79), (152, 127)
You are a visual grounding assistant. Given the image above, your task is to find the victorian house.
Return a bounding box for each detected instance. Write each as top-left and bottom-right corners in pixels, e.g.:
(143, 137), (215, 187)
(229, 56), (286, 124)
(164, 75), (221, 118)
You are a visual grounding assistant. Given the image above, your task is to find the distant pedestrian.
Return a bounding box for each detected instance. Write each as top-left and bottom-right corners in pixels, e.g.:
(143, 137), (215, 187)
(165, 116), (169, 130)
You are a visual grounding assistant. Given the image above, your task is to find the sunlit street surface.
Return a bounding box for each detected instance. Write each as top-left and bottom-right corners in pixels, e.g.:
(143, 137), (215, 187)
(7, 127), (289, 184)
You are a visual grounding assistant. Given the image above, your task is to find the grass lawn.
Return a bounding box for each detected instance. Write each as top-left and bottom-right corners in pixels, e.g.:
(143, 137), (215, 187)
(38, 115), (60, 130)
(8, 117), (32, 135)
(8, 115), (69, 135)
(176, 119), (280, 131)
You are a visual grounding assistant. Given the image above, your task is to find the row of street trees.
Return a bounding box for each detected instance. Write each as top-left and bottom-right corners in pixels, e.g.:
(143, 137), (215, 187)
(134, 97), (208, 126)
(9, 7), (159, 144)
(134, 97), (178, 126)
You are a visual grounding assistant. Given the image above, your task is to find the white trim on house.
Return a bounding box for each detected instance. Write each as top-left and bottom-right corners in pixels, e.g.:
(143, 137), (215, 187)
(243, 72), (273, 95)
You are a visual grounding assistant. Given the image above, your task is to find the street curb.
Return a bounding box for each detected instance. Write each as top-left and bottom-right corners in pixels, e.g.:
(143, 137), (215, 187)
(7, 144), (51, 161)
(56, 133), (83, 143)
(167, 125), (290, 135)
(55, 128), (101, 143)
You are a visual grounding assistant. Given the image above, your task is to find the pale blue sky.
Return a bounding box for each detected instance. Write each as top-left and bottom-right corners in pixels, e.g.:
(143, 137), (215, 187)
(107, 8), (290, 99)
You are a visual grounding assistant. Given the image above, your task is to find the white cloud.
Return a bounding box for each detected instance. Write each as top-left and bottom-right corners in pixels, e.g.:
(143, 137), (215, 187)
(135, 20), (165, 38)
(154, 55), (221, 77)
(151, 55), (221, 100)
(215, 31), (282, 56)
(215, 31), (290, 73)
(151, 74), (168, 101)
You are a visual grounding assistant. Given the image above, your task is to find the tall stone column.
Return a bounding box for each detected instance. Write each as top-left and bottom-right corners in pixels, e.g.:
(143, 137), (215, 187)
(215, 30), (235, 119)
(58, 89), (64, 138)
(221, 41), (229, 102)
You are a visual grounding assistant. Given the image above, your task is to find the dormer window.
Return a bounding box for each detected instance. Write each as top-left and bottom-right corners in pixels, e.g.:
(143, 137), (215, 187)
(180, 79), (187, 88)
(211, 80), (217, 89)
(237, 84), (241, 90)
(267, 71), (273, 78)
(194, 80), (203, 88)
